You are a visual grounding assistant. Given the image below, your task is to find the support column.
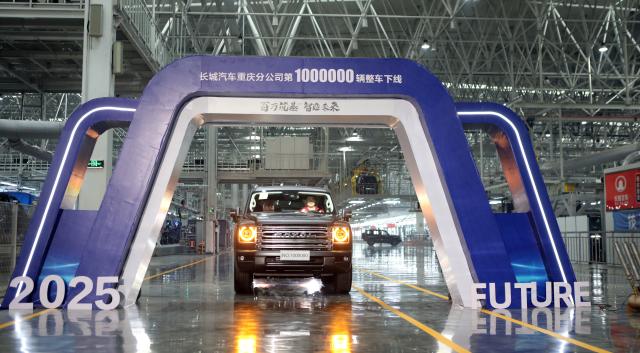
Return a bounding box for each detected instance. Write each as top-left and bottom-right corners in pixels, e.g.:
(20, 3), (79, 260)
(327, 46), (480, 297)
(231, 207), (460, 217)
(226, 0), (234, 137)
(416, 240), (424, 286)
(242, 184), (249, 207)
(479, 133), (484, 183)
(320, 127), (329, 171)
(231, 184), (239, 210)
(205, 126), (218, 253)
(559, 109), (564, 181)
(78, 0), (115, 209)
(10, 201), (18, 272)
(416, 212), (425, 235)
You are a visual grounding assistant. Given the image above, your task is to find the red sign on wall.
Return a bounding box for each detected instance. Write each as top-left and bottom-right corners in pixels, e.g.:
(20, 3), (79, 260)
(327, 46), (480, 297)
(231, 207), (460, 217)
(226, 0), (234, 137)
(605, 169), (640, 211)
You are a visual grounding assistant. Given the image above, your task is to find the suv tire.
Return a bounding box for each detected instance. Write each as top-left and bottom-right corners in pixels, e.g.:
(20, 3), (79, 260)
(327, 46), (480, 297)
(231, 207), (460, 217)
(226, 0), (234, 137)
(334, 270), (352, 294)
(234, 264), (254, 294)
(322, 270), (352, 295)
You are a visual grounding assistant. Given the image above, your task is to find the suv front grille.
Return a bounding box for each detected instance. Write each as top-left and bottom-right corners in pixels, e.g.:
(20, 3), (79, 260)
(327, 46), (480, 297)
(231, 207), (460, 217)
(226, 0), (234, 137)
(257, 225), (331, 251)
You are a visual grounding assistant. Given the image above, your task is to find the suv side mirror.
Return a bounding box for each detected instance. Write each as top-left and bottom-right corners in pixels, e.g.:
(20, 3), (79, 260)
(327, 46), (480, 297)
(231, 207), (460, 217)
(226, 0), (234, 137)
(229, 210), (239, 223)
(343, 209), (352, 222)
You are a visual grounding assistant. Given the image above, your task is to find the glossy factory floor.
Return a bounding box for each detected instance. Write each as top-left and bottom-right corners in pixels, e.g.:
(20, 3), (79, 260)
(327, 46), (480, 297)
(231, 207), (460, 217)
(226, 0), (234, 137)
(0, 240), (637, 352)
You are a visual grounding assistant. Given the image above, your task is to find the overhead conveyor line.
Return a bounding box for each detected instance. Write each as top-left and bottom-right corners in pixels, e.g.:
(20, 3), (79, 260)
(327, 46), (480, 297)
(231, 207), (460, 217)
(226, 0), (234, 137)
(0, 119), (65, 139)
(6, 139), (53, 162)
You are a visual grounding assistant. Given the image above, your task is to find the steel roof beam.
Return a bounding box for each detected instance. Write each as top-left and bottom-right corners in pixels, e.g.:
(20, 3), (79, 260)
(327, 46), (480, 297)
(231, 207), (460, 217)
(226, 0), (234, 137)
(0, 5), (84, 19)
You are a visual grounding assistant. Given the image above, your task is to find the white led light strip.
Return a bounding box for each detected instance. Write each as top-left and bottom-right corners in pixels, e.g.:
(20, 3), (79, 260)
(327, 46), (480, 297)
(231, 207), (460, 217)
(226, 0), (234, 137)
(458, 111), (569, 285)
(15, 106), (137, 298)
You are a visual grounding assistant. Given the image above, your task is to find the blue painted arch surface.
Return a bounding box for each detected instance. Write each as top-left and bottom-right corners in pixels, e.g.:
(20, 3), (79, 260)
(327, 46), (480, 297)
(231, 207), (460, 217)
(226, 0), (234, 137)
(2, 98), (137, 307)
(456, 103), (575, 285)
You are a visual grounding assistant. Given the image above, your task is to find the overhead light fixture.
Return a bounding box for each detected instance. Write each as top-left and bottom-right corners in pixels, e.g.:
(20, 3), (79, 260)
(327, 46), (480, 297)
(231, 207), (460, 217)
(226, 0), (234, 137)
(1, 181), (17, 187)
(598, 43), (608, 53)
(338, 146), (354, 152)
(421, 40), (431, 50)
(346, 136), (363, 142)
(348, 200), (366, 204)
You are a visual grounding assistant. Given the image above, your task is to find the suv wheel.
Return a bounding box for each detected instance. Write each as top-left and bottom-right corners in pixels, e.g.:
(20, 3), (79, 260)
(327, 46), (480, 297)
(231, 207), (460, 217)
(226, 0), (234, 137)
(321, 277), (335, 294)
(234, 264), (254, 294)
(334, 271), (352, 294)
(323, 270), (352, 295)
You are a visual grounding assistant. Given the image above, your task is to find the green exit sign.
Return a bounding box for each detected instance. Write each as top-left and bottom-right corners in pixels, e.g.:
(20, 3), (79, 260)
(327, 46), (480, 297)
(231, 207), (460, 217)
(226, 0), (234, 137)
(87, 160), (105, 169)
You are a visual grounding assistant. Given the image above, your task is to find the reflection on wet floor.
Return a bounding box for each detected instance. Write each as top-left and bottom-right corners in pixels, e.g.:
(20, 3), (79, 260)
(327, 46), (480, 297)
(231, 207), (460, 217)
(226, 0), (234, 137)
(0, 240), (637, 352)
(232, 295), (354, 353)
(253, 277), (324, 296)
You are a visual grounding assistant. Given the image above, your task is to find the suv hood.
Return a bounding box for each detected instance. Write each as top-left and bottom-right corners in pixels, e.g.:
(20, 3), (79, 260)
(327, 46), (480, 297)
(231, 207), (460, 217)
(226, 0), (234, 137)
(251, 212), (337, 225)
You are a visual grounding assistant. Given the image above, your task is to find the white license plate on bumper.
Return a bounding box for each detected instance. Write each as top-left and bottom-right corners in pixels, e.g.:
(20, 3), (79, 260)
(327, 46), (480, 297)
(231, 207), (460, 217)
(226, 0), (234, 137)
(279, 250), (311, 261)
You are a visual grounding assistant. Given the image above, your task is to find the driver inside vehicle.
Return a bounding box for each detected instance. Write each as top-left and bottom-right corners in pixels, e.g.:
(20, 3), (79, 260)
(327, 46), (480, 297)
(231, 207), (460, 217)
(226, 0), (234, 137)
(261, 199), (275, 212)
(300, 196), (323, 213)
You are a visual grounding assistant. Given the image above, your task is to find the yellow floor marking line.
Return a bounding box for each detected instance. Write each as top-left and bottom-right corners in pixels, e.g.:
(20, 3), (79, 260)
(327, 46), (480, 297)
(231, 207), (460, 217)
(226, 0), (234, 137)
(357, 267), (449, 300)
(353, 285), (470, 353)
(0, 308), (54, 330)
(357, 268), (611, 353)
(0, 255), (212, 331)
(144, 256), (210, 281)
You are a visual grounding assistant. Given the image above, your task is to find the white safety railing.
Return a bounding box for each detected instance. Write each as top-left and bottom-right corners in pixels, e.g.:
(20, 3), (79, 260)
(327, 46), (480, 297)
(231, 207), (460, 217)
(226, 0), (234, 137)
(0, 0), (172, 69)
(117, 0), (175, 69)
(0, 201), (35, 290)
(561, 231), (640, 266)
(183, 151), (336, 174)
(0, 153), (50, 174)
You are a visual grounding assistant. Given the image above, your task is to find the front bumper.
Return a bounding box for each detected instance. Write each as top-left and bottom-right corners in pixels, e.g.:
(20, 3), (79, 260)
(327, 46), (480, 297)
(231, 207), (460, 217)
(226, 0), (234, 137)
(235, 250), (352, 277)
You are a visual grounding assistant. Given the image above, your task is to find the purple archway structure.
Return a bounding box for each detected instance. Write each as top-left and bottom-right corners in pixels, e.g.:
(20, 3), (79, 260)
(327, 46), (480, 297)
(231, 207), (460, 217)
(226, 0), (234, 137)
(3, 56), (577, 309)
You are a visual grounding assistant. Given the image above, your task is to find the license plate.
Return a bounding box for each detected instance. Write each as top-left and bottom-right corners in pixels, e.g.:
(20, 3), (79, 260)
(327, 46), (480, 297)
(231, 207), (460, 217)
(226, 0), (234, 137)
(279, 250), (310, 261)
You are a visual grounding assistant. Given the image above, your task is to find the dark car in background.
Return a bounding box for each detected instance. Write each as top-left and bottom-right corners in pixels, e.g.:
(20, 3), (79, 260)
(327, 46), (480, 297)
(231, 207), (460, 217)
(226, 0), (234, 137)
(362, 229), (402, 247)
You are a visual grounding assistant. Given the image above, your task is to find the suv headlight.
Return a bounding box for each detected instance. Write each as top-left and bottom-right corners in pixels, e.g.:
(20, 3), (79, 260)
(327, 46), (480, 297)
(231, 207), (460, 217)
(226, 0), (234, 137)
(238, 225), (257, 243)
(331, 225), (350, 243)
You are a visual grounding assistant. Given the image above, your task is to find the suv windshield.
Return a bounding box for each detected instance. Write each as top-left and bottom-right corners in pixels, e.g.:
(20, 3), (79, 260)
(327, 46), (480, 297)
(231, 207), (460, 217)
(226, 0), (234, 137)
(247, 190), (334, 214)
